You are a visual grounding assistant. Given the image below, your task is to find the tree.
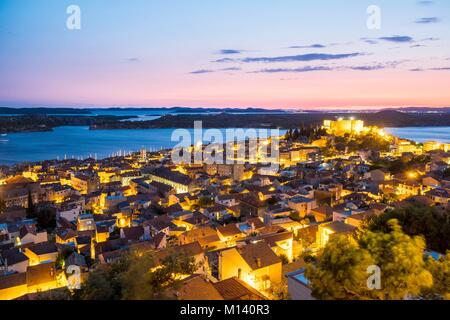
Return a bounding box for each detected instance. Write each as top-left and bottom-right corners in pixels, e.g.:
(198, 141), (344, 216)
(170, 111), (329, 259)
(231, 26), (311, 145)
(0, 197), (5, 213)
(423, 252), (450, 300)
(279, 254), (289, 265)
(77, 255), (130, 300)
(306, 219), (433, 300)
(359, 220), (433, 300)
(198, 196), (214, 207)
(78, 251), (197, 300)
(26, 190), (36, 219)
(35, 288), (72, 300)
(305, 235), (375, 300)
(37, 207), (57, 230)
(368, 204), (450, 253)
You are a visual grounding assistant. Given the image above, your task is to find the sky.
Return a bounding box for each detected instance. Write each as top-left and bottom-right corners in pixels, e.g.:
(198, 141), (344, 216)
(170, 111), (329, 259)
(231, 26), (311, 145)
(0, 0), (449, 109)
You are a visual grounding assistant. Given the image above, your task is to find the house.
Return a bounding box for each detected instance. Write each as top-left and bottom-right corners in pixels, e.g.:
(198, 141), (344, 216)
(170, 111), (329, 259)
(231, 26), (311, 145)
(120, 226), (150, 243)
(426, 188), (450, 205)
(217, 224), (246, 245)
(93, 238), (128, 260)
(310, 205), (333, 222)
(76, 214), (95, 231)
(0, 272), (27, 300)
(98, 249), (127, 264)
(57, 204), (83, 222)
(26, 262), (58, 294)
(422, 175), (442, 188)
(70, 173), (100, 195)
(55, 228), (77, 245)
(144, 215), (172, 236)
(95, 225), (110, 243)
(0, 223), (11, 245)
(202, 204), (229, 221)
(150, 232), (167, 250)
(153, 241), (208, 275)
(178, 226), (221, 250)
(286, 268), (314, 300)
(18, 225), (48, 246)
(23, 242), (58, 265)
(0, 248), (29, 273)
(219, 242), (282, 292)
(215, 194), (241, 207)
(345, 209), (382, 228)
(239, 195), (268, 219)
(316, 221), (357, 248)
(367, 168), (391, 182)
(166, 274), (224, 300)
(252, 231), (294, 262)
(0, 261), (60, 300)
(213, 277), (267, 300)
(287, 196), (316, 218)
(146, 167), (196, 194)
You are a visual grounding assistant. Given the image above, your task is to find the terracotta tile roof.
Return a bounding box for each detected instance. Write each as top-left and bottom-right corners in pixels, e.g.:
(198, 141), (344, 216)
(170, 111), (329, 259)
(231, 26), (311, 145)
(26, 262), (56, 286)
(237, 242), (281, 270)
(217, 224), (243, 237)
(150, 167), (193, 185)
(145, 215), (172, 231)
(56, 228), (77, 241)
(322, 221), (357, 234)
(244, 217), (265, 229)
(1, 248), (29, 265)
(213, 277), (266, 300)
(154, 241), (203, 264)
(0, 272), (27, 290)
(27, 242), (58, 256)
(169, 274), (223, 300)
(121, 226), (145, 241)
(255, 231), (293, 247)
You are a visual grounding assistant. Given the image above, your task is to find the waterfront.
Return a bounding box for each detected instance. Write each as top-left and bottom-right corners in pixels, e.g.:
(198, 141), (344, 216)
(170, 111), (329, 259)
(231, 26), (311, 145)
(0, 126), (284, 165)
(1, 125), (450, 165)
(385, 127), (450, 144)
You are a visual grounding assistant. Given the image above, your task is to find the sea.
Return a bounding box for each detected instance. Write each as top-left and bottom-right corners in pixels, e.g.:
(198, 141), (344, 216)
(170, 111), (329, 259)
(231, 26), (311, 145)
(0, 126), (284, 165)
(385, 127), (450, 144)
(1, 109), (449, 165)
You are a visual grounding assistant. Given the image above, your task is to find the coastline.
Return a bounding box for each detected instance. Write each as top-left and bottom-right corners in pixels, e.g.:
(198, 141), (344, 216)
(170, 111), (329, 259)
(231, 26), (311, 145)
(3, 110), (450, 134)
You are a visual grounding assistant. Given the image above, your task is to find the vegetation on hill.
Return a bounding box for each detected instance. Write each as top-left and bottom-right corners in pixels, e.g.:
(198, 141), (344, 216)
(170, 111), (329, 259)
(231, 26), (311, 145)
(367, 204), (450, 253)
(306, 219), (449, 300)
(74, 251), (197, 300)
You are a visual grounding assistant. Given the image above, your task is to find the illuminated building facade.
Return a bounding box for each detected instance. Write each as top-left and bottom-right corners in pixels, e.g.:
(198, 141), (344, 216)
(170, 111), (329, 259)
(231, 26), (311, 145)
(323, 118), (365, 136)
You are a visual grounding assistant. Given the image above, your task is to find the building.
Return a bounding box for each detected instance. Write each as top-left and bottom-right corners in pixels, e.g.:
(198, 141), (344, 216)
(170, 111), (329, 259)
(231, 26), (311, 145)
(146, 167), (195, 194)
(219, 242), (282, 292)
(316, 221), (357, 248)
(239, 194), (268, 218)
(287, 196), (316, 218)
(286, 268), (314, 300)
(70, 173), (100, 195)
(323, 118), (364, 136)
(423, 141), (450, 153)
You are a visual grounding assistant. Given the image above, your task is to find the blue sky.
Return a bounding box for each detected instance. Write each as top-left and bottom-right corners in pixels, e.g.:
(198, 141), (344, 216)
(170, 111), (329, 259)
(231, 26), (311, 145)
(0, 0), (449, 108)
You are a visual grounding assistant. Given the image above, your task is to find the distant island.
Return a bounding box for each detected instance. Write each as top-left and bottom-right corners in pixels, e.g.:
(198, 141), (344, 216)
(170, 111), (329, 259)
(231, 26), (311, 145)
(91, 110), (450, 129)
(0, 106), (292, 116)
(2, 109), (450, 134)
